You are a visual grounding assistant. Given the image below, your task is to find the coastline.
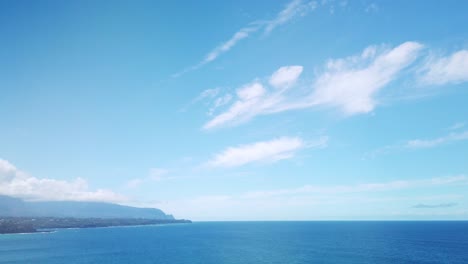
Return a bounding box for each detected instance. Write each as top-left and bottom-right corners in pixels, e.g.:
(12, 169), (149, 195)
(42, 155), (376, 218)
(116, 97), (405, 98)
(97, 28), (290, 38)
(0, 217), (191, 235)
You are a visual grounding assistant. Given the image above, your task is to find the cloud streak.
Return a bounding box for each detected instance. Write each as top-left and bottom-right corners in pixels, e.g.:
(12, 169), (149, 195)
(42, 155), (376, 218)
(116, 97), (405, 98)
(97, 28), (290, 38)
(206, 136), (327, 168)
(412, 203), (458, 209)
(420, 49), (468, 85)
(203, 26), (258, 65)
(180, 88), (221, 112)
(173, 0), (318, 77)
(126, 168), (172, 189)
(405, 130), (468, 149)
(242, 175), (468, 199)
(448, 122), (465, 131)
(367, 129), (468, 158)
(263, 0), (317, 34)
(204, 42), (423, 129)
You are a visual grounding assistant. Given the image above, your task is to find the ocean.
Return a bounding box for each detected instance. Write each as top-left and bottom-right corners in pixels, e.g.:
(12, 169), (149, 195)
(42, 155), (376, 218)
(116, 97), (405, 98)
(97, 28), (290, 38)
(1, 221), (467, 263)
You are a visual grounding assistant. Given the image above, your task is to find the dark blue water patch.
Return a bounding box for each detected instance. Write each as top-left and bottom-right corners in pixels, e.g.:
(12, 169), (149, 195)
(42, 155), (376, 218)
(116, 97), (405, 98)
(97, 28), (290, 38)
(0, 222), (467, 264)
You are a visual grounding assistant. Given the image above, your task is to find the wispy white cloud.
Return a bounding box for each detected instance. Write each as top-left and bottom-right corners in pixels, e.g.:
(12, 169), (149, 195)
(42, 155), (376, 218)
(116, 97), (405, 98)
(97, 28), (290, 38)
(194, 88), (220, 101)
(126, 167), (171, 189)
(269, 65), (304, 89)
(320, 0), (350, 15)
(207, 137), (304, 168)
(174, 0), (318, 77)
(204, 41), (423, 129)
(412, 203), (458, 209)
(367, 129), (468, 158)
(203, 26), (258, 65)
(365, 3), (379, 13)
(448, 122), (465, 131)
(208, 94), (233, 116)
(206, 136), (327, 168)
(126, 178), (145, 189)
(180, 88), (221, 112)
(311, 41), (423, 114)
(237, 82), (266, 100)
(405, 130), (468, 149)
(420, 50), (468, 85)
(149, 168), (169, 180)
(264, 0), (318, 34)
(172, 26), (258, 77)
(183, 87), (234, 116)
(0, 159), (127, 203)
(242, 175), (468, 199)
(203, 82), (269, 129)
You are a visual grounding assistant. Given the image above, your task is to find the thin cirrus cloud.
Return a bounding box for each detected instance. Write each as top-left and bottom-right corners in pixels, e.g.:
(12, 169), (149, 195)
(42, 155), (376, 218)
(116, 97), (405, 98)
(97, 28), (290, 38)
(412, 203), (458, 209)
(206, 136), (328, 168)
(172, 26), (257, 77)
(202, 26), (258, 65)
(183, 87), (233, 116)
(126, 168), (171, 189)
(366, 128), (468, 158)
(405, 130), (468, 149)
(0, 159), (127, 203)
(179, 87), (220, 112)
(448, 122), (465, 131)
(173, 0), (318, 77)
(203, 41), (423, 130)
(263, 0), (317, 34)
(242, 175), (468, 199)
(208, 94), (233, 116)
(419, 49), (468, 85)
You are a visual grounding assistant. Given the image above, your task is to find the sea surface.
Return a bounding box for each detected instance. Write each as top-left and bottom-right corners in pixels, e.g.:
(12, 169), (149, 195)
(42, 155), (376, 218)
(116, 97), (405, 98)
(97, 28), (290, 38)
(1, 221), (468, 264)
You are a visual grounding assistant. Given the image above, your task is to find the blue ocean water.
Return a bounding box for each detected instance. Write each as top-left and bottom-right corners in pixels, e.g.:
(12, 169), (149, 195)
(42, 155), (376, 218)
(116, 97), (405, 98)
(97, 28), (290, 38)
(1, 221), (467, 264)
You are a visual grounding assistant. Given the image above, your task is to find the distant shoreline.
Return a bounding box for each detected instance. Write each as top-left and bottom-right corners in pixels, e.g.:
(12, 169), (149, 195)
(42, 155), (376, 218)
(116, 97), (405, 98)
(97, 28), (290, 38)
(0, 217), (191, 234)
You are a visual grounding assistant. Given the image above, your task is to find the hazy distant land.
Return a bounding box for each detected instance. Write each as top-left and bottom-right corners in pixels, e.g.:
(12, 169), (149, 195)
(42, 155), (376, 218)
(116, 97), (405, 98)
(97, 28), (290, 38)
(0, 195), (190, 234)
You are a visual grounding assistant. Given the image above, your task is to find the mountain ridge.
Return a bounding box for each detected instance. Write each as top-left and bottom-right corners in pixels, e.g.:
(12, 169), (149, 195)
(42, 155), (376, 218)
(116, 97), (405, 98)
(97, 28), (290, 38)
(0, 195), (173, 220)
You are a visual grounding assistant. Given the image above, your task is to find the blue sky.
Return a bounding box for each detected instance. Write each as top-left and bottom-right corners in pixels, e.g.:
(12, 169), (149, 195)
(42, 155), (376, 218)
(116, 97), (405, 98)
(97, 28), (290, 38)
(0, 0), (467, 220)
